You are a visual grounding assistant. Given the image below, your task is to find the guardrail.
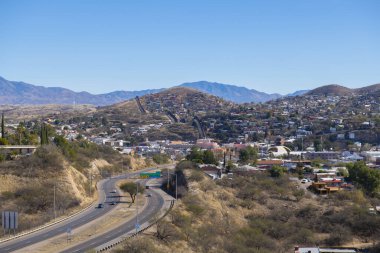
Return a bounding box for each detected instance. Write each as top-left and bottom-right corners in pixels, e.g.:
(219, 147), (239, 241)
(0, 200), (95, 244)
(96, 200), (175, 253)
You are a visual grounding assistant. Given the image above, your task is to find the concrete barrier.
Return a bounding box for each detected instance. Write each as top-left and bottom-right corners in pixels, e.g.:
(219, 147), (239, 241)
(96, 200), (175, 252)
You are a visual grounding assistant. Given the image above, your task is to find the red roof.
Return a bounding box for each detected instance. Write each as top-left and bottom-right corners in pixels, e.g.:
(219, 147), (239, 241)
(256, 160), (284, 165)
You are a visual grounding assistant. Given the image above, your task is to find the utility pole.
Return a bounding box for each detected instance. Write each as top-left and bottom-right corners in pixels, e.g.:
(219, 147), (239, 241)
(175, 173), (178, 201)
(167, 168), (170, 190)
(89, 171), (92, 196)
(53, 184), (56, 220)
(135, 181), (139, 233)
(122, 155), (124, 174)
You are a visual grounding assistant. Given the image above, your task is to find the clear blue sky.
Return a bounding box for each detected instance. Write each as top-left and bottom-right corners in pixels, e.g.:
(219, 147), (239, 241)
(0, 0), (379, 94)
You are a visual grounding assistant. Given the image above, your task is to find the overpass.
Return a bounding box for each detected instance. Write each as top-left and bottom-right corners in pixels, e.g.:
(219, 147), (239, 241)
(0, 145), (38, 154)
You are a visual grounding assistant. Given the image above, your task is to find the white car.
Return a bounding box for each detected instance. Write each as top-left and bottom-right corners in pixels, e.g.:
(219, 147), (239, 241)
(301, 179), (308, 184)
(110, 189), (117, 193)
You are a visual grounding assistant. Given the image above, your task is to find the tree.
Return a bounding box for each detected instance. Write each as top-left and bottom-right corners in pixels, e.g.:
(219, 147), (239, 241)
(40, 123), (49, 145)
(1, 113), (4, 139)
(186, 147), (204, 163)
(226, 160), (236, 173)
(269, 165), (286, 177)
(0, 138), (8, 145)
(186, 147), (218, 165)
(239, 146), (258, 164)
(347, 161), (380, 196)
(202, 150), (218, 165)
(152, 154), (169, 164)
(120, 182), (145, 203)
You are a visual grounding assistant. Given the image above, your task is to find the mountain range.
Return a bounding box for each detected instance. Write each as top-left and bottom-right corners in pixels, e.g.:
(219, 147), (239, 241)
(0, 76), (378, 106)
(179, 81), (283, 103)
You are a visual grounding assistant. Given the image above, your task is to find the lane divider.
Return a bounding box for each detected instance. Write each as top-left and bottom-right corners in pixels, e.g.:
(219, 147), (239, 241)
(96, 200), (175, 253)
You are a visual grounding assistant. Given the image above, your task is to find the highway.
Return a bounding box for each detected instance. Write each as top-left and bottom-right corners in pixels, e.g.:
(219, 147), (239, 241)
(0, 168), (156, 253)
(61, 187), (164, 253)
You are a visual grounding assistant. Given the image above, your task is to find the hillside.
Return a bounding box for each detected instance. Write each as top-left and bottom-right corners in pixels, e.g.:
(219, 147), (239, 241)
(93, 87), (235, 141)
(307, 83), (380, 97)
(355, 83), (380, 94)
(307, 84), (354, 96)
(113, 163), (380, 253)
(180, 81), (282, 103)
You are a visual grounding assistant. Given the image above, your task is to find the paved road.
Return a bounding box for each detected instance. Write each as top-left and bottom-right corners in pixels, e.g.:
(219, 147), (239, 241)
(60, 187), (165, 253)
(0, 168), (155, 253)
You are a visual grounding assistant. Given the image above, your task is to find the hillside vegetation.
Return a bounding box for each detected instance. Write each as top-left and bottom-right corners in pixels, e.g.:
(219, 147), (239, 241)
(114, 162), (380, 253)
(0, 137), (153, 236)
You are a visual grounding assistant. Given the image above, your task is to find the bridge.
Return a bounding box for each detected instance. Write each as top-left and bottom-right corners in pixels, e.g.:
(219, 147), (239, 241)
(0, 145), (38, 154)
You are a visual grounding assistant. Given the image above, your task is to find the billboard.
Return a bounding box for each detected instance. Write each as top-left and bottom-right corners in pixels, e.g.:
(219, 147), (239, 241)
(2, 211), (18, 230)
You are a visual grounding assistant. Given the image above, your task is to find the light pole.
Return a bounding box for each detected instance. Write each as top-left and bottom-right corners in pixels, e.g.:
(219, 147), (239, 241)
(89, 171), (93, 196)
(53, 184), (56, 220)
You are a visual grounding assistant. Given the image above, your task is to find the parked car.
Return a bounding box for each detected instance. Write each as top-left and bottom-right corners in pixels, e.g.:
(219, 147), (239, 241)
(97, 203), (104, 208)
(301, 179), (308, 184)
(110, 189), (117, 193)
(110, 201), (116, 205)
(146, 193), (152, 197)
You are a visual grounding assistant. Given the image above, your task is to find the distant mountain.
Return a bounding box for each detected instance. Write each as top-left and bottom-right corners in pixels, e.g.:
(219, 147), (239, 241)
(286, 90), (310, 97)
(306, 83), (380, 96)
(1, 76), (378, 106)
(0, 76), (162, 106)
(179, 81), (282, 103)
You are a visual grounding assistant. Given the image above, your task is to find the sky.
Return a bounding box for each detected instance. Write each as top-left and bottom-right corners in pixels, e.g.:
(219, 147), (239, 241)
(0, 0), (379, 95)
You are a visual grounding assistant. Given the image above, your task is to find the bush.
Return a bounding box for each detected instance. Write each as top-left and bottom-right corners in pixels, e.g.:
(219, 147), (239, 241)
(113, 237), (162, 253)
(176, 160), (196, 171)
(188, 170), (204, 182)
(268, 165), (286, 177)
(324, 225), (352, 246)
(152, 154), (169, 164)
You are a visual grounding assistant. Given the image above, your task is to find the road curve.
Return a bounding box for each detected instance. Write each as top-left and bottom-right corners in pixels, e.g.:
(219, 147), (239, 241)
(60, 187), (165, 253)
(0, 168), (155, 253)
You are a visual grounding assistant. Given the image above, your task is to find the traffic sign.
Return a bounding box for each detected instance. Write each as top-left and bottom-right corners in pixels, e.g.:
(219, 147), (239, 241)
(139, 171), (161, 179)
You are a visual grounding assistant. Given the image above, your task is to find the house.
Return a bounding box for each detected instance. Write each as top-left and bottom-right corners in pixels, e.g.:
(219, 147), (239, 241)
(304, 151), (340, 160)
(256, 159), (284, 169)
(268, 146), (291, 157)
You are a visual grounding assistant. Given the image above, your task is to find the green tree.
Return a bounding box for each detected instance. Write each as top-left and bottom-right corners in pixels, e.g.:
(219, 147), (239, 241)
(40, 123), (49, 145)
(269, 165), (286, 177)
(152, 154), (169, 164)
(226, 160), (236, 173)
(347, 161), (380, 196)
(0, 138), (9, 145)
(120, 182), (145, 203)
(186, 147), (204, 163)
(239, 146), (258, 164)
(202, 150), (218, 165)
(1, 113), (4, 139)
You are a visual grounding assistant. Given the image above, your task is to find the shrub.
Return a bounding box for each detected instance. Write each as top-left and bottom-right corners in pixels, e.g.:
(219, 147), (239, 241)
(188, 170), (204, 182)
(152, 154), (169, 164)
